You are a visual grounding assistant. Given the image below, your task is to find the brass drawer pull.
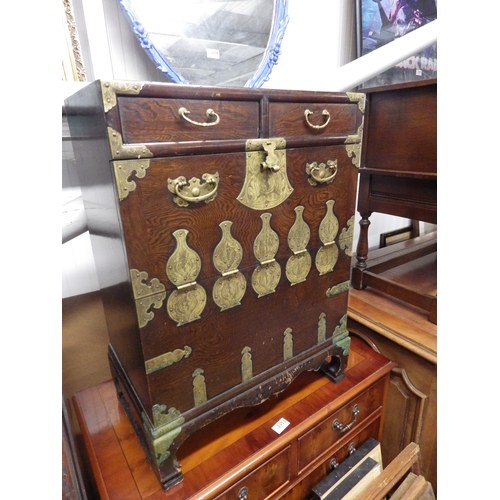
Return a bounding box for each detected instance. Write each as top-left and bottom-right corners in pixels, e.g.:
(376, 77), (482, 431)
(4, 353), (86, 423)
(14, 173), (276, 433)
(306, 160), (338, 185)
(304, 109), (330, 129)
(178, 106), (220, 127)
(168, 173), (219, 207)
(332, 404), (359, 434)
(238, 486), (249, 499)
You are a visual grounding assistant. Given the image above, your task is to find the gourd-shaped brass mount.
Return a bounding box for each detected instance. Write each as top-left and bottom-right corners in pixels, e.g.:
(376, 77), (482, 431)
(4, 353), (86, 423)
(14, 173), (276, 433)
(165, 229), (206, 326)
(315, 200), (340, 276)
(286, 206), (312, 285)
(251, 213), (281, 297)
(212, 221), (247, 311)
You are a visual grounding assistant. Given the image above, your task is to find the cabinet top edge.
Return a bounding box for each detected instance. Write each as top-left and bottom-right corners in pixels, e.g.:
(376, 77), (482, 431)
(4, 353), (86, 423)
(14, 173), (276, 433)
(66, 79), (366, 104)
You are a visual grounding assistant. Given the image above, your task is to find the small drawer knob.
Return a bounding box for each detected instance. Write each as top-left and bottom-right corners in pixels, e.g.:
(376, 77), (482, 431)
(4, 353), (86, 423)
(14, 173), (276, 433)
(238, 486), (249, 500)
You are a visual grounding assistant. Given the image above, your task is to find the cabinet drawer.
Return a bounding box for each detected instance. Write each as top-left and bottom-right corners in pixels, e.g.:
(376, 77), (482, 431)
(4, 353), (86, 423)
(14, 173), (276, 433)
(269, 102), (358, 139)
(215, 446), (291, 500)
(117, 97), (260, 144)
(278, 418), (382, 500)
(297, 378), (386, 472)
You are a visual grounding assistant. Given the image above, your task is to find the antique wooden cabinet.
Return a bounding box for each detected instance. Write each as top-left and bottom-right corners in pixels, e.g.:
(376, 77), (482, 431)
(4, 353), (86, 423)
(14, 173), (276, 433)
(65, 80), (365, 490)
(351, 79), (437, 323)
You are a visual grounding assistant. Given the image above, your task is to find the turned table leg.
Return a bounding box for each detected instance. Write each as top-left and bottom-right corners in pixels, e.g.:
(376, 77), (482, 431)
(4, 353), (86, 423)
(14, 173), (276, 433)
(351, 212), (371, 289)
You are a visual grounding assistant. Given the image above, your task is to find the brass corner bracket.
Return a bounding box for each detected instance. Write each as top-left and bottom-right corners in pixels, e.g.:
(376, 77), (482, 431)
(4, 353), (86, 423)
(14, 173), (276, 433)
(101, 81), (144, 113)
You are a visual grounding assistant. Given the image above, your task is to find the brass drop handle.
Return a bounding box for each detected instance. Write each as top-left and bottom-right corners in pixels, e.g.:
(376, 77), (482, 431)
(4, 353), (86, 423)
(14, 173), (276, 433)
(306, 160), (338, 184)
(304, 109), (331, 129)
(332, 404), (359, 434)
(168, 173), (219, 206)
(178, 106), (221, 127)
(238, 486), (249, 499)
(173, 175), (218, 203)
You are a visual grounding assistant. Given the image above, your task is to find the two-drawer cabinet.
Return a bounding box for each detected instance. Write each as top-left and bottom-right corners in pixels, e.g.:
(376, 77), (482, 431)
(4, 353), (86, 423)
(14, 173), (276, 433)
(65, 81), (365, 490)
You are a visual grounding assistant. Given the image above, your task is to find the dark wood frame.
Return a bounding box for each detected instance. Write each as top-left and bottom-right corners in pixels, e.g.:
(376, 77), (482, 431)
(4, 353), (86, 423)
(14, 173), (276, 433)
(351, 79), (436, 324)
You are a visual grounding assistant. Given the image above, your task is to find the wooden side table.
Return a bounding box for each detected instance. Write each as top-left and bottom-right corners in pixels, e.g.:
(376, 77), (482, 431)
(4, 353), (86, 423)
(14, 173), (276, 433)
(352, 79), (437, 324)
(348, 267), (437, 494)
(73, 338), (394, 500)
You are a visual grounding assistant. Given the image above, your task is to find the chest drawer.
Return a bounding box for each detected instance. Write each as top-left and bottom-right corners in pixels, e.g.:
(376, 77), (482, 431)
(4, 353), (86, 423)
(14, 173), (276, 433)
(269, 102), (359, 139)
(214, 446), (291, 500)
(116, 96), (260, 144)
(297, 377), (386, 472)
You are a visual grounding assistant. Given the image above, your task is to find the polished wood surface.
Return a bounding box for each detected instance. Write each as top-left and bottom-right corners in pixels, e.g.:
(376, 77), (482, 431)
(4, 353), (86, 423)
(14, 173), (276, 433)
(348, 265), (436, 494)
(65, 81), (364, 488)
(353, 232), (437, 326)
(73, 338), (395, 500)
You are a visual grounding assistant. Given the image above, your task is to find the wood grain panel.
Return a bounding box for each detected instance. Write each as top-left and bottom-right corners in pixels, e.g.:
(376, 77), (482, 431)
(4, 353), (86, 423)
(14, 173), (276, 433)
(118, 97), (260, 143)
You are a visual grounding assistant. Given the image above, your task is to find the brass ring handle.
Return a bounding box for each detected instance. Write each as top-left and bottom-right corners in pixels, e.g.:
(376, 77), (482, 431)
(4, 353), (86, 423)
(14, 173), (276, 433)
(309, 160), (338, 184)
(332, 404), (359, 434)
(304, 109), (330, 129)
(174, 175), (219, 203)
(178, 106), (221, 127)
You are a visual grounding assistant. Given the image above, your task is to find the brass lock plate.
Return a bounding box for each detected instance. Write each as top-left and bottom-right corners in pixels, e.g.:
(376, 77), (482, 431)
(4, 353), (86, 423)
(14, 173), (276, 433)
(237, 138), (293, 210)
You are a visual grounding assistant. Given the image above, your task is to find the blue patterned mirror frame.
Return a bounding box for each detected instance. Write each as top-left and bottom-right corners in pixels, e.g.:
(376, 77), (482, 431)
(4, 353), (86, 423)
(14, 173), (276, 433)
(118, 0), (289, 88)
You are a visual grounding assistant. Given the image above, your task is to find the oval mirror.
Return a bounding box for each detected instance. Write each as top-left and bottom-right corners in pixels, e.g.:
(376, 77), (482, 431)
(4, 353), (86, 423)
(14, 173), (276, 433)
(118, 0), (289, 87)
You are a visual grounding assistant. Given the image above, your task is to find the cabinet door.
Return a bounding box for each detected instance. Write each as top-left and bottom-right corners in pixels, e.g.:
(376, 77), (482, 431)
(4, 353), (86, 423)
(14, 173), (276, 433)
(113, 144), (358, 415)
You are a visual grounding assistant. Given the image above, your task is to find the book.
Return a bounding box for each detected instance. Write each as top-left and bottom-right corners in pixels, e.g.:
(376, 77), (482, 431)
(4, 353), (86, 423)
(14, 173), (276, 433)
(311, 438), (383, 500)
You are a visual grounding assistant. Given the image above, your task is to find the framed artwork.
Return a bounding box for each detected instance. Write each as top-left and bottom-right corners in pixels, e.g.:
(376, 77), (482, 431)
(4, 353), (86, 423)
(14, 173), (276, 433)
(379, 225), (415, 248)
(356, 0), (437, 88)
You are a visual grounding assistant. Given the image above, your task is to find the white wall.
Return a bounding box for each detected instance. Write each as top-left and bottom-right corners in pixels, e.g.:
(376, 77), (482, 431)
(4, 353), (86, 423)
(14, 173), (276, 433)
(62, 0), (413, 298)
(262, 1), (357, 91)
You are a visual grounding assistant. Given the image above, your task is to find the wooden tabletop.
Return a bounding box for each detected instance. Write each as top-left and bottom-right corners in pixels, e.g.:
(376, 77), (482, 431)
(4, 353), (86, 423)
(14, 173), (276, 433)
(73, 338), (394, 500)
(348, 234), (437, 364)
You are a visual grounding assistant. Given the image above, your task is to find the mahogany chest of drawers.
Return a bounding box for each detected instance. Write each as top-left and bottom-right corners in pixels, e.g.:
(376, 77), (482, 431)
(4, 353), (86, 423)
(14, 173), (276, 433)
(73, 338), (395, 500)
(65, 80), (365, 490)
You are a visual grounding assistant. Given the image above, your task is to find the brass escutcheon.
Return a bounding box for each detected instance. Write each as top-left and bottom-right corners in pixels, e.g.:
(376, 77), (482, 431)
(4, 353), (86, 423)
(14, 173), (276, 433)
(238, 138), (292, 210)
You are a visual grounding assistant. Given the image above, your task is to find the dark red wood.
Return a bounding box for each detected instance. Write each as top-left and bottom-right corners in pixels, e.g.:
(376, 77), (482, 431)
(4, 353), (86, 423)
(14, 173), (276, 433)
(352, 79), (437, 323)
(65, 80), (364, 489)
